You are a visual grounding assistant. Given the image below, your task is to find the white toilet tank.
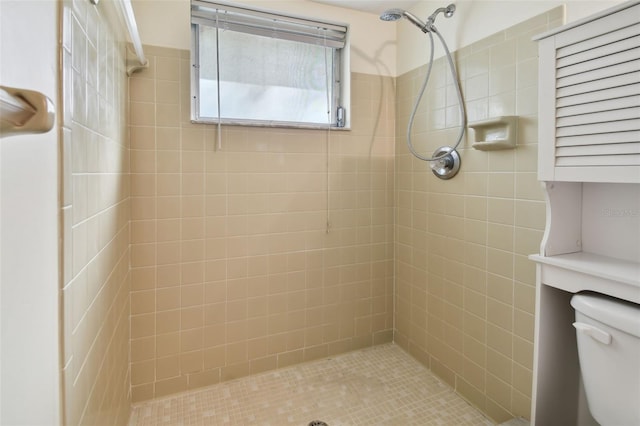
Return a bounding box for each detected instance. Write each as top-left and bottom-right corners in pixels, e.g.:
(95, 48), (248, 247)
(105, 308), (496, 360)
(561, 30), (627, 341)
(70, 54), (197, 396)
(571, 293), (640, 426)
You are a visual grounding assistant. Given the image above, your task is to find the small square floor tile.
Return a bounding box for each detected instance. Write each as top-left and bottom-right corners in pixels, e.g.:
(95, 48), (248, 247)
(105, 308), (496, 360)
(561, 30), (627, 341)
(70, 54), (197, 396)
(129, 343), (495, 426)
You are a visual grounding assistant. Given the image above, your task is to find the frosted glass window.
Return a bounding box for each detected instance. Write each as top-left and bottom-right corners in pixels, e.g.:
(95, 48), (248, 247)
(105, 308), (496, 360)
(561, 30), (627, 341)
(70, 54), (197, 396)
(191, 1), (348, 128)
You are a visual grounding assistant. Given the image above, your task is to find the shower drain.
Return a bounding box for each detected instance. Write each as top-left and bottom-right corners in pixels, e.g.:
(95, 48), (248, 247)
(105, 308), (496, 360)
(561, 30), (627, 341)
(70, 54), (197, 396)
(308, 421), (328, 426)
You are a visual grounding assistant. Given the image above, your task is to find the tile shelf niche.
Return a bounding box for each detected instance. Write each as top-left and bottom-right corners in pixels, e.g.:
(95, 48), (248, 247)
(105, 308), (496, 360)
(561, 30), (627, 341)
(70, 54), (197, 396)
(468, 116), (517, 150)
(529, 2), (640, 425)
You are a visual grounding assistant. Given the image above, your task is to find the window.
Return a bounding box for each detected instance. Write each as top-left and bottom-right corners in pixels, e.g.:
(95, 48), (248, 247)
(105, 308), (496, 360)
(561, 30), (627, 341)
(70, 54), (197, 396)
(191, 0), (349, 128)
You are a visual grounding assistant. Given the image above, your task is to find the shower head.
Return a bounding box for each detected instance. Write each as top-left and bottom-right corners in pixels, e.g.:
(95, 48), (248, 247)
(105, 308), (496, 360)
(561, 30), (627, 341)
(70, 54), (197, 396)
(379, 8), (429, 32)
(380, 4), (456, 33)
(379, 8), (403, 21)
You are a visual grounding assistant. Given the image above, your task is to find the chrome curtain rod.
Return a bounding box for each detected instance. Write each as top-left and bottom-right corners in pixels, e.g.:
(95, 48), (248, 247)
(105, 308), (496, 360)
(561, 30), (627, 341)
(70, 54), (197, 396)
(108, 0), (148, 75)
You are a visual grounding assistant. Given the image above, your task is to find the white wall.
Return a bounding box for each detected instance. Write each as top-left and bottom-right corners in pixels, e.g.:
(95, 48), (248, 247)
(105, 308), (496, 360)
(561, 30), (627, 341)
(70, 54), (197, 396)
(0, 1), (60, 425)
(397, 0), (626, 75)
(131, 0), (627, 77)
(132, 0), (398, 76)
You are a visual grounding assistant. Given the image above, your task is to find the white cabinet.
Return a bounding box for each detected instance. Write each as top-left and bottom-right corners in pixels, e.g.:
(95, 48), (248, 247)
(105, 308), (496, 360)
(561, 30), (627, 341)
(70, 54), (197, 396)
(536, 1), (640, 184)
(531, 2), (640, 425)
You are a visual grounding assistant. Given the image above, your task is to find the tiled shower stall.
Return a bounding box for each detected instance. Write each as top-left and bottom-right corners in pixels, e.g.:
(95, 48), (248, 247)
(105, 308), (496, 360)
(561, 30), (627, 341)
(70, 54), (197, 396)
(56, 0), (562, 424)
(127, 47), (396, 402)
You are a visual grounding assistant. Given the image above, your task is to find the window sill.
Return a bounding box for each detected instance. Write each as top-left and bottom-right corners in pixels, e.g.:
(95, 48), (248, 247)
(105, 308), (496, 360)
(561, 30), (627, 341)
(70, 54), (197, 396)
(191, 118), (350, 131)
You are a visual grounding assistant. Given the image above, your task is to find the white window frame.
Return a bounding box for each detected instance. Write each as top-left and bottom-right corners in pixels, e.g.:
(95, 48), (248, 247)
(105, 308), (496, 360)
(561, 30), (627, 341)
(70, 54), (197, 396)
(190, 0), (350, 129)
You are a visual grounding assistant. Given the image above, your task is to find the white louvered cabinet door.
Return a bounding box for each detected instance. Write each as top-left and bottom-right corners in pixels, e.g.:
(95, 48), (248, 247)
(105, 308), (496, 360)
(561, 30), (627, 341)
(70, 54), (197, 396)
(537, 2), (640, 183)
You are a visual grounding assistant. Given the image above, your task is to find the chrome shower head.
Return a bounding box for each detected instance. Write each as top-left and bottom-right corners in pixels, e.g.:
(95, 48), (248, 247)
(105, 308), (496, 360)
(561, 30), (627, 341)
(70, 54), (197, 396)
(379, 8), (429, 32)
(379, 8), (403, 21)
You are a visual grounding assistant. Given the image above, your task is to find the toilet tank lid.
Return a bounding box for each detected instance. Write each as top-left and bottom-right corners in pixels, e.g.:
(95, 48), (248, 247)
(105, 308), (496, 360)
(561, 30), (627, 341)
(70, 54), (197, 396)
(571, 293), (640, 338)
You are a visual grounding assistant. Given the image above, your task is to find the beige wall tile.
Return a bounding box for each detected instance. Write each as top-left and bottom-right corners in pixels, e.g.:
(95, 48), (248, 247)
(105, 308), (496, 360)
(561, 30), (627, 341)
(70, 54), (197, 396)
(157, 311), (181, 335)
(181, 328), (204, 353)
(156, 355), (180, 380)
(516, 172), (544, 201)
(156, 264), (180, 288)
(157, 332), (180, 357)
(157, 151), (181, 173)
(131, 384), (154, 404)
(514, 309), (535, 342)
(513, 362), (533, 397)
(457, 377), (487, 414)
(181, 350), (204, 374)
(489, 65), (516, 96)
(131, 360), (155, 386)
(393, 11), (560, 423)
(181, 306), (204, 329)
(515, 255), (537, 286)
(156, 56), (180, 81)
(155, 376), (188, 398)
(514, 227), (543, 256)
(131, 267), (155, 291)
(131, 290), (155, 315)
(487, 273), (514, 305)
(156, 80), (179, 104)
(204, 345), (226, 370)
(487, 173), (515, 198)
(157, 128), (181, 150)
(487, 323), (513, 358)
(514, 281), (535, 314)
(512, 389), (532, 419)
(487, 298), (513, 332)
(131, 314), (155, 339)
(131, 337), (155, 363)
(513, 335), (534, 369)
(131, 102), (156, 127)
(187, 369), (220, 389)
(487, 198), (514, 225)
(157, 241), (180, 264)
(156, 287), (180, 311)
(514, 200), (545, 230)
(130, 77), (155, 102)
(488, 223), (514, 251)
(487, 348), (512, 384)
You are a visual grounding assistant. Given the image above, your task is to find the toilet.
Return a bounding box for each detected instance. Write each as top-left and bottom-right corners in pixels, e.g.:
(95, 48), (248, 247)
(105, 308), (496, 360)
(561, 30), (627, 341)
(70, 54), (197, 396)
(571, 292), (640, 426)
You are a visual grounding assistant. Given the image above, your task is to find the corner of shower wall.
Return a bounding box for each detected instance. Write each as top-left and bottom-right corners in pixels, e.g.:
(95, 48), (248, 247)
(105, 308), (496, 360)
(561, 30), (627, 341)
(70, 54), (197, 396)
(59, 0), (131, 424)
(393, 7), (564, 424)
(127, 44), (396, 402)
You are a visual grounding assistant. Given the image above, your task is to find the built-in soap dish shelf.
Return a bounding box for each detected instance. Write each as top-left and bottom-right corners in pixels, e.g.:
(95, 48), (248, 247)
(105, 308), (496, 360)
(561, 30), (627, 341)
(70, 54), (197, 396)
(469, 116), (517, 150)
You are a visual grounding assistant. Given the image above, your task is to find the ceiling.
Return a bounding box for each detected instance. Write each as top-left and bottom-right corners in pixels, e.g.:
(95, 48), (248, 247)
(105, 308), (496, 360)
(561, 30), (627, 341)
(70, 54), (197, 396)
(310, 0), (421, 15)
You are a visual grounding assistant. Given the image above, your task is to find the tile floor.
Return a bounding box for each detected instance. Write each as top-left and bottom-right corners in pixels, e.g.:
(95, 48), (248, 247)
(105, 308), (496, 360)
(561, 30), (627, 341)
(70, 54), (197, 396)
(129, 343), (495, 426)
